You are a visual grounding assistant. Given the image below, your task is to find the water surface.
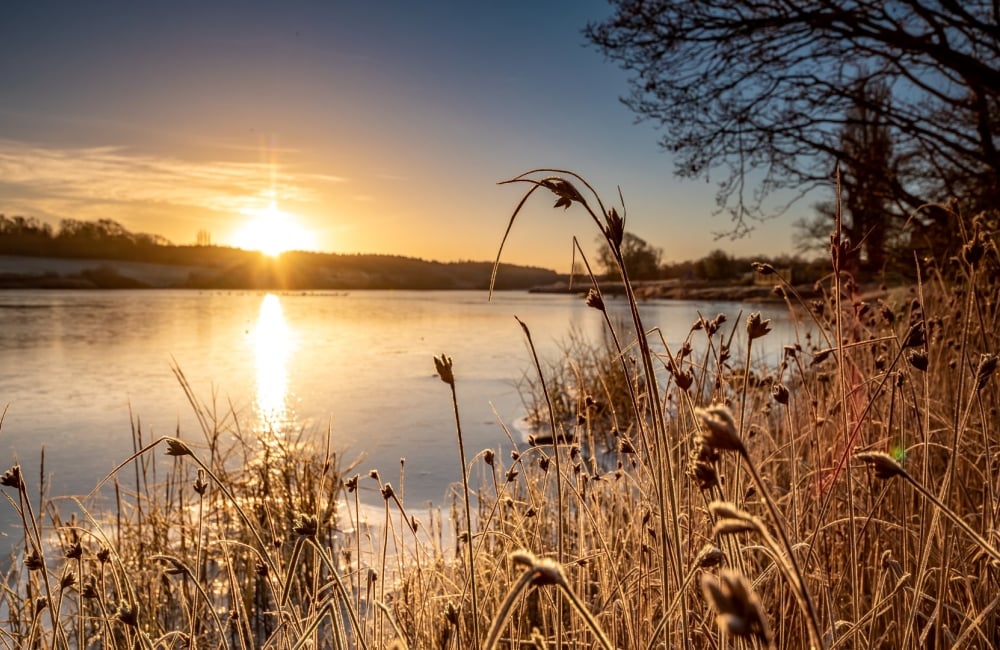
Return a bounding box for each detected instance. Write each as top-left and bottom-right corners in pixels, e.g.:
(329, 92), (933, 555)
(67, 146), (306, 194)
(0, 289), (802, 538)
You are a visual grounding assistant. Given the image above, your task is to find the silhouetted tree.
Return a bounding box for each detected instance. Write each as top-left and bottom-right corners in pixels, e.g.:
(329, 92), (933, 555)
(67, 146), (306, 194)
(796, 81), (901, 273)
(0, 214), (54, 256)
(597, 232), (662, 279)
(841, 81), (898, 272)
(587, 1), (1000, 236)
(696, 249), (739, 281)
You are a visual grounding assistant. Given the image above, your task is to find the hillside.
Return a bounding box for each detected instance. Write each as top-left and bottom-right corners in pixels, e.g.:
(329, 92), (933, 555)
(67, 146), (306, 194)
(0, 250), (560, 291)
(0, 215), (561, 290)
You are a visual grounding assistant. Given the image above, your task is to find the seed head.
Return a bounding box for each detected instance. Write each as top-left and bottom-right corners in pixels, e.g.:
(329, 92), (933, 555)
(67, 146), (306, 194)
(511, 549), (565, 587)
(434, 354), (455, 386)
(82, 580), (100, 600)
(604, 206), (625, 248)
(713, 518), (758, 537)
(746, 312), (772, 340)
(701, 570), (773, 646)
(193, 471), (208, 496)
(695, 544), (726, 568)
(688, 459), (719, 490)
(751, 261), (775, 275)
(445, 601), (460, 625)
(154, 555), (190, 577)
(906, 349), (928, 371)
(618, 438), (637, 455)
(292, 513), (319, 538)
(1, 465), (23, 489)
(708, 501), (753, 522)
(771, 383), (789, 405)
(975, 353), (998, 391)
(585, 288), (605, 312)
(65, 540), (83, 560)
(694, 405), (745, 454)
(878, 301), (896, 325)
(539, 177), (585, 211)
(116, 601), (140, 628)
(855, 451), (907, 480)
(962, 230), (986, 266)
(165, 439), (192, 457)
(24, 549), (43, 571)
(811, 348), (833, 366)
(902, 322), (925, 349)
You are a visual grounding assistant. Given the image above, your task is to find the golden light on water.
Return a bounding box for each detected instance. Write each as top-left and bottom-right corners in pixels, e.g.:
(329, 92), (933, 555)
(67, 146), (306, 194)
(253, 293), (293, 432)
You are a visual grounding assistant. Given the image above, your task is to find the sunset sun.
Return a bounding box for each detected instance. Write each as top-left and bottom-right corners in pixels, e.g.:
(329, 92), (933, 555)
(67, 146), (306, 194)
(232, 202), (314, 257)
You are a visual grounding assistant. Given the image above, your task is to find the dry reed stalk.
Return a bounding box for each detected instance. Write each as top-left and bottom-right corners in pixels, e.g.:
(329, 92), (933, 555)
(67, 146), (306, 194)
(497, 169), (689, 646)
(434, 354), (481, 645)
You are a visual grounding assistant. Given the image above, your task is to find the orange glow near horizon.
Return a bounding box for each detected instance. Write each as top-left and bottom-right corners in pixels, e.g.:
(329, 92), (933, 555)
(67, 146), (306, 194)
(232, 201), (315, 257)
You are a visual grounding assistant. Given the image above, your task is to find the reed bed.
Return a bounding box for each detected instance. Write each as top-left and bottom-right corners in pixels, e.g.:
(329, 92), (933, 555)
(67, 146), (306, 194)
(1, 170), (998, 648)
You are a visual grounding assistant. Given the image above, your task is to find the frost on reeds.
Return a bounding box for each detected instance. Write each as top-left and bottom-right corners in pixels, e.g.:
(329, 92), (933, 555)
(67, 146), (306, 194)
(1, 175), (998, 648)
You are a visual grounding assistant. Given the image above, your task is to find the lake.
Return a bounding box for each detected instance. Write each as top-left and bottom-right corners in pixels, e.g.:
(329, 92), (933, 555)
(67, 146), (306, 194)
(0, 289), (801, 540)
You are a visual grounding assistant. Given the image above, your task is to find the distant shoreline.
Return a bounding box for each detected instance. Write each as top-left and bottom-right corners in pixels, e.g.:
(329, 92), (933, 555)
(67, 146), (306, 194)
(0, 255), (212, 289)
(528, 278), (830, 302)
(0, 255), (895, 302)
(0, 253), (560, 291)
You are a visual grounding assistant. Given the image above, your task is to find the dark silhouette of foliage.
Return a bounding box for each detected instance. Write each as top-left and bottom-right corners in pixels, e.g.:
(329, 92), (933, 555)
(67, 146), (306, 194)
(597, 231), (662, 279)
(796, 83), (902, 275)
(0, 215), (54, 256)
(0, 215), (560, 290)
(840, 80), (897, 272)
(696, 249), (739, 282)
(587, 1), (1000, 237)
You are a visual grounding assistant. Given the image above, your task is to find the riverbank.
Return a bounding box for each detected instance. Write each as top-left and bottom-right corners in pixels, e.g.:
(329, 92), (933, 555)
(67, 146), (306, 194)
(0, 253), (559, 290)
(0, 255), (212, 289)
(529, 277), (830, 301)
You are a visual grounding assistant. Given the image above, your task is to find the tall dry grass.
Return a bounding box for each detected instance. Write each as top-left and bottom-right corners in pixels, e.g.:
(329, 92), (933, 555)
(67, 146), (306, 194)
(1, 170), (998, 649)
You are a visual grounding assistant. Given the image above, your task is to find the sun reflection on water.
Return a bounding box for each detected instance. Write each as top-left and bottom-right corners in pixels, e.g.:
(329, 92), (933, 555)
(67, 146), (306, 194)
(253, 293), (293, 433)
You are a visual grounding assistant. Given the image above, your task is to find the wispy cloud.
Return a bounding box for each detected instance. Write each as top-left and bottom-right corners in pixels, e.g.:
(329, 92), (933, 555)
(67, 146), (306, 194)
(0, 139), (344, 216)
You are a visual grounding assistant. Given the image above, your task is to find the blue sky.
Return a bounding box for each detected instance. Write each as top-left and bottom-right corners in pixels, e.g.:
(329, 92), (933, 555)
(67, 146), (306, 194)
(0, 1), (808, 269)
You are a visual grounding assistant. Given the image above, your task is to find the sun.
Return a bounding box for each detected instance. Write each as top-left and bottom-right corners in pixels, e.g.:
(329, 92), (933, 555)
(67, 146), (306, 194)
(232, 202), (315, 257)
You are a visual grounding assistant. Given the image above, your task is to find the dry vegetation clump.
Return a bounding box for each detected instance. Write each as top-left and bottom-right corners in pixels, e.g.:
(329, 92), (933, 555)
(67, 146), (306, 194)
(1, 171), (998, 649)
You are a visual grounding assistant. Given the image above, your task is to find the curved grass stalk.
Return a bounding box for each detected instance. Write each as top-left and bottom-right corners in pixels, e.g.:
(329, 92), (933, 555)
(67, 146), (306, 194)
(496, 172), (688, 645)
(307, 537), (372, 650)
(150, 554), (227, 642)
(483, 551), (614, 650)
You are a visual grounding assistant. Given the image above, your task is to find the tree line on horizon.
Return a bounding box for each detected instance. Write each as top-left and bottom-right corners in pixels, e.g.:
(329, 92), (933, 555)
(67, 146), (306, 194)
(0, 214), (173, 260)
(0, 211), (916, 292)
(0, 214), (565, 290)
(0, 212), (830, 289)
(594, 232), (831, 287)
